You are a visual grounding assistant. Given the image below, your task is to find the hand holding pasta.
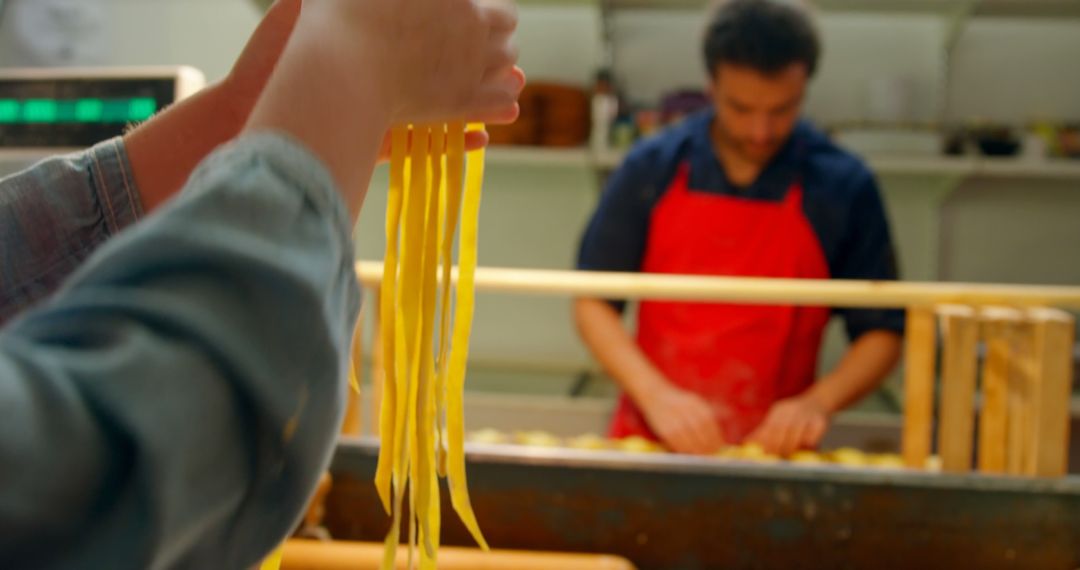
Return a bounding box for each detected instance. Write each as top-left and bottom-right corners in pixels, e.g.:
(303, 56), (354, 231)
(246, 0), (523, 212)
(304, 0), (523, 126)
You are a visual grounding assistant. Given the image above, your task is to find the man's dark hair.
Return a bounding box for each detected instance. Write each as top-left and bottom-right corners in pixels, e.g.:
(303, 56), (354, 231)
(703, 0), (821, 78)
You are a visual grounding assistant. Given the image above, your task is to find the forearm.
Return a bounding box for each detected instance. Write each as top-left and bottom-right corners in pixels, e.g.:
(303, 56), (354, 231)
(573, 297), (672, 402)
(805, 330), (903, 413)
(0, 140), (142, 323)
(0, 135), (359, 569)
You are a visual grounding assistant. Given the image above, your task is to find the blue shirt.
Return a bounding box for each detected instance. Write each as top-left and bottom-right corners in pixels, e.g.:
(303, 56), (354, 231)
(578, 110), (904, 339)
(0, 134), (360, 569)
(0, 138), (143, 323)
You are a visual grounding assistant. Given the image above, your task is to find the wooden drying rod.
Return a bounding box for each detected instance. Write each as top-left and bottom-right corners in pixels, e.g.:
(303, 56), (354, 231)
(355, 261), (1080, 309)
(279, 539), (637, 570)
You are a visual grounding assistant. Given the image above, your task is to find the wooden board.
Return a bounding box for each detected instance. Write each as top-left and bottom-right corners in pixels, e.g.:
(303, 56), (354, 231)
(937, 305), (979, 473)
(902, 306), (937, 469)
(1028, 308), (1076, 478)
(1010, 319), (1038, 476)
(978, 307), (1022, 473)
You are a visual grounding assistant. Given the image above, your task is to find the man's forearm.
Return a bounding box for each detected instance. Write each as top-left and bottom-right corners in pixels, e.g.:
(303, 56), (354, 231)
(805, 329), (903, 413)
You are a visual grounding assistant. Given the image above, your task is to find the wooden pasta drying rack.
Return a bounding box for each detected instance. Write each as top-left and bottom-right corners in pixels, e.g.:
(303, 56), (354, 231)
(353, 261), (1080, 478)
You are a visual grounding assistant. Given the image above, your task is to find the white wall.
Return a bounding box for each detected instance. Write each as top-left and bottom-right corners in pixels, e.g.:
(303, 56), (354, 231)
(0, 0), (260, 78)
(949, 19), (1080, 124)
(608, 11), (947, 124)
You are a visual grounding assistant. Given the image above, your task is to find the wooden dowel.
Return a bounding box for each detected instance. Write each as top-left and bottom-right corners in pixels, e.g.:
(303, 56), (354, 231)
(341, 308), (364, 437)
(356, 262), (1080, 310)
(1028, 308), (1075, 478)
(280, 539), (637, 570)
(977, 307), (1021, 474)
(902, 306), (937, 469)
(937, 305), (980, 473)
(1011, 320), (1038, 476)
(370, 289), (385, 437)
(301, 473), (333, 531)
(1005, 348), (1027, 476)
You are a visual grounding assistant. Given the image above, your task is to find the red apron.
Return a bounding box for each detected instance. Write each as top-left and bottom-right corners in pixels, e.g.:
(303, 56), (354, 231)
(609, 163), (832, 444)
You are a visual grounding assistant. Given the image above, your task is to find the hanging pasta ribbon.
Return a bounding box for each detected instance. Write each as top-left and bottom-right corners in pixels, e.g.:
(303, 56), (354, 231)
(374, 122), (488, 569)
(259, 547), (284, 570)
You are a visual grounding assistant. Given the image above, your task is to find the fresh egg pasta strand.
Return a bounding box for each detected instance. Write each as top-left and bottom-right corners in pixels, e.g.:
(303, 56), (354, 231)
(419, 393), (442, 570)
(395, 125), (430, 486)
(259, 547), (284, 570)
(435, 123), (464, 478)
(444, 122), (489, 550)
(380, 122), (489, 564)
(382, 125), (429, 570)
(414, 126), (442, 557)
(375, 126), (409, 513)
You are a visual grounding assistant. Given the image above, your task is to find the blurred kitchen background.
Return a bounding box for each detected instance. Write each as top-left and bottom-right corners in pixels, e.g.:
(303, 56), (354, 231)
(4, 0), (1079, 434)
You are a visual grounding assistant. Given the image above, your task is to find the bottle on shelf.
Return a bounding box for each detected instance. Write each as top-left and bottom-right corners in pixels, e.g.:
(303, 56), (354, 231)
(590, 68), (620, 154)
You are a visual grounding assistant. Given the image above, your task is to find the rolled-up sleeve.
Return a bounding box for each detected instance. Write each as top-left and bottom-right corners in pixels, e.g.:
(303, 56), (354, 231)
(0, 137), (144, 323)
(0, 133), (360, 569)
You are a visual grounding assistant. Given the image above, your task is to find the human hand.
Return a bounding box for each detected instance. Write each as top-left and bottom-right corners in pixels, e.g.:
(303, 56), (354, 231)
(220, 0), (304, 131)
(243, 0), (524, 211)
(302, 0), (524, 126)
(745, 395), (830, 457)
(641, 386), (725, 455)
(225, 0), (502, 161)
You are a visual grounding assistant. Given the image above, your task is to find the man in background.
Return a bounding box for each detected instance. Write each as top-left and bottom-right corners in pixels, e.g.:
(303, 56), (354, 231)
(575, 0), (903, 457)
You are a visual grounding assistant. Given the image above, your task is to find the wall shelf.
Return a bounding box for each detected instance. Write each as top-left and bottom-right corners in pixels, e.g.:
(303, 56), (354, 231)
(484, 146), (594, 168)
(487, 145), (1080, 181)
(870, 156), (1080, 180)
(517, 0), (1080, 19)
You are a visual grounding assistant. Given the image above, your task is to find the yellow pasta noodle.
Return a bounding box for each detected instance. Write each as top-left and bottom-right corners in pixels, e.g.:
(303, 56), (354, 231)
(259, 547), (284, 570)
(374, 122), (488, 569)
(435, 123), (465, 479)
(443, 122), (489, 551)
(374, 126), (409, 515)
(381, 124), (431, 567)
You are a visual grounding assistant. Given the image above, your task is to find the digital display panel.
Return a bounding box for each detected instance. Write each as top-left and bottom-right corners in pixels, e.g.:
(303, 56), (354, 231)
(0, 77), (175, 147)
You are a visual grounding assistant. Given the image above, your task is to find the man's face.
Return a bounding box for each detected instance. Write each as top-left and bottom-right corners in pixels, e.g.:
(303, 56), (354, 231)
(709, 62), (808, 165)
